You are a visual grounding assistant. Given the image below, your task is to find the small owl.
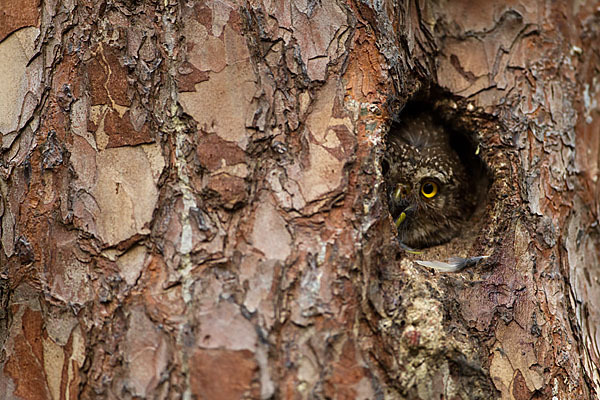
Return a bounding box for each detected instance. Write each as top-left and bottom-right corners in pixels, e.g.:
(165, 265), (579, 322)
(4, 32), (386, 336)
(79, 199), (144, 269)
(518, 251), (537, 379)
(383, 112), (475, 249)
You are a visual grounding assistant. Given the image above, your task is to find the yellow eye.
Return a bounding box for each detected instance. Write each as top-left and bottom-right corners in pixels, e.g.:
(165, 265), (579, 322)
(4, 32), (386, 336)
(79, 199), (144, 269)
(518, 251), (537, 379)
(420, 181), (438, 198)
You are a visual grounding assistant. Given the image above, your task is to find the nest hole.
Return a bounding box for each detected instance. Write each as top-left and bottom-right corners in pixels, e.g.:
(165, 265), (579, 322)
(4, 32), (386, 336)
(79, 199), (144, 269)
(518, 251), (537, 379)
(382, 98), (492, 256)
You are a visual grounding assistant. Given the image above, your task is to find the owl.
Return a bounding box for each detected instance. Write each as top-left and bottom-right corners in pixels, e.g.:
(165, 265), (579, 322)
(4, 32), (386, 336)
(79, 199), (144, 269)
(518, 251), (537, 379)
(382, 112), (475, 249)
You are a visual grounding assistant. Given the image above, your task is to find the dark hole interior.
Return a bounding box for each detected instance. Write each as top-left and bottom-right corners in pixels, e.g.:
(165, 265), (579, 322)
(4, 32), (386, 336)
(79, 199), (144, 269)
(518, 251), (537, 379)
(381, 159), (390, 176)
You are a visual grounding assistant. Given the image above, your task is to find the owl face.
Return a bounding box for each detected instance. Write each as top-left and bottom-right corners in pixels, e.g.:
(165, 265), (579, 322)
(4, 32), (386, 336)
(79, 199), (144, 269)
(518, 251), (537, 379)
(384, 115), (473, 248)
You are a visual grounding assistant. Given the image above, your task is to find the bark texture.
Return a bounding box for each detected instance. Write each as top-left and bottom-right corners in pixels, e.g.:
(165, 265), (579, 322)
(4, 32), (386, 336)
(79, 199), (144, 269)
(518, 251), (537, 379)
(0, 0), (599, 399)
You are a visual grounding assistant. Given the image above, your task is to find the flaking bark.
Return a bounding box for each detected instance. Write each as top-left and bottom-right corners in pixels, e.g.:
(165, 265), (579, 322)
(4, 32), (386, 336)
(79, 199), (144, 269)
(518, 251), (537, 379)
(0, 1), (598, 399)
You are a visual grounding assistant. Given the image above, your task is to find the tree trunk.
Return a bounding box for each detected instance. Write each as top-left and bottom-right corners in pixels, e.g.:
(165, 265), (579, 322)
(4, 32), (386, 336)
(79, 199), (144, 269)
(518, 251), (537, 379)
(0, 0), (599, 399)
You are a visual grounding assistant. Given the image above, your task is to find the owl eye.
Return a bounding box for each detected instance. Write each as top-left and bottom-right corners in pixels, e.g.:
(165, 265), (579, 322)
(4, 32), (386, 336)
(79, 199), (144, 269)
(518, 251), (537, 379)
(420, 181), (438, 198)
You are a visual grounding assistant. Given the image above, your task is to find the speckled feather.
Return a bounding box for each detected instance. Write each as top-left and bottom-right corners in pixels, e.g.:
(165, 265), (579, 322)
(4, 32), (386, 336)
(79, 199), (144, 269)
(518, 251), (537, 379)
(384, 113), (475, 248)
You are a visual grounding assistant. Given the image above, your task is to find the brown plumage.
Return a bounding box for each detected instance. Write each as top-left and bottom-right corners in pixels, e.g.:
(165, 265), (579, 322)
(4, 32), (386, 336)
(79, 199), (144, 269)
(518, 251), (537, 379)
(383, 112), (475, 248)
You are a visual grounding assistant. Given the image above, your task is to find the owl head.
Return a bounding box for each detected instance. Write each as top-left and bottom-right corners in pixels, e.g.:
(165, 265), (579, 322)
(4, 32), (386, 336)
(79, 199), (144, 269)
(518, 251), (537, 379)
(383, 113), (475, 248)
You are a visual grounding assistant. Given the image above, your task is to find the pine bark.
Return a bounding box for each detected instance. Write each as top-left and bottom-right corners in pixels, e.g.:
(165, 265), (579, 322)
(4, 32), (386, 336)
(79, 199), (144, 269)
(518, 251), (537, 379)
(0, 0), (599, 399)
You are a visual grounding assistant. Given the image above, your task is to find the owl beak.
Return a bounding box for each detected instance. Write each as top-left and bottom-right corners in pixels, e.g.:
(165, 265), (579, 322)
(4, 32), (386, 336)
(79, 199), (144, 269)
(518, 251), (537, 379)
(394, 205), (414, 227)
(394, 187), (403, 201)
(395, 212), (407, 227)
(392, 185), (412, 227)
(393, 184), (409, 201)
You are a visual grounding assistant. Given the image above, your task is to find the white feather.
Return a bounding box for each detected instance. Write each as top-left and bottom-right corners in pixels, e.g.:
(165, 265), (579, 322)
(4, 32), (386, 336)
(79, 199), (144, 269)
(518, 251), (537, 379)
(415, 256), (488, 272)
